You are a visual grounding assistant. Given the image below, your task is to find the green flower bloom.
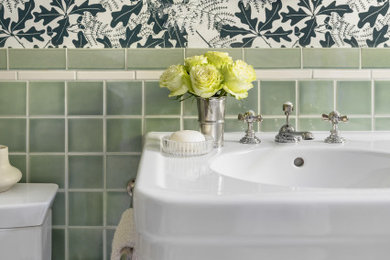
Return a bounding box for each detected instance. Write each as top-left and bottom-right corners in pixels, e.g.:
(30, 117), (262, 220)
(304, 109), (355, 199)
(159, 65), (191, 97)
(190, 65), (223, 98)
(184, 55), (208, 72)
(222, 60), (256, 100)
(204, 51), (233, 69)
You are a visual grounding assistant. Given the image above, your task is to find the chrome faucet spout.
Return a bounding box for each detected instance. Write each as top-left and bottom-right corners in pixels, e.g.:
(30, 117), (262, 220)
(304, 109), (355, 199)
(293, 131), (314, 140)
(275, 102), (314, 143)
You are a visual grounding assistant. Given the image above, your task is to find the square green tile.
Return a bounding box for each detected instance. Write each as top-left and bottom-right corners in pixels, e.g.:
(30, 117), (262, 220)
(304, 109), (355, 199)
(183, 118), (199, 131)
(299, 81), (333, 115)
(69, 192), (103, 226)
(29, 81), (64, 115)
(69, 156), (103, 189)
(362, 49), (390, 68)
(0, 82), (26, 115)
(261, 118), (296, 132)
(107, 119), (142, 152)
(52, 192), (65, 225)
(9, 49), (66, 70)
(375, 81), (390, 114)
(106, 192), (130, 226)
(0, 119), (26, 152)
(298, 118), (329, 131)
(52, 229), (65, 260)
(127, 49), (184, 69)
(107, 155), (139, 189)
(226, 82), (258, 116)
(107, 81), (142, 115)
(260, 81), (295, 115)
(375, 118), (390, 130)
(226, 118), (254, 132)
(337, 81), (371, 115)
(68, 49), (125, 69)
(67, 82), (103, 115)
(339, 118), (371, 131)
(0, 49), (6, 69)
(9, 155), (26, 183)
(145, 118), (180, 133)
(145, 81), (181, 115)
(302, 48), (359, 69)
(68, 229), (103, 260)
(106, 229), (115, 260)
(29, 119), (65, 152)
(245, 48), (301, 69)
(186, 48), (242, 60)
(68, 119), (103, 152)
(29, 155), (65, 188)
(183, 97), (199, 116)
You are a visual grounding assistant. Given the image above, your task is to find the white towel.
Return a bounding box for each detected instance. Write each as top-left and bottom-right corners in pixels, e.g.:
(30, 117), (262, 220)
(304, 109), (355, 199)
(111, 208), (137, 260)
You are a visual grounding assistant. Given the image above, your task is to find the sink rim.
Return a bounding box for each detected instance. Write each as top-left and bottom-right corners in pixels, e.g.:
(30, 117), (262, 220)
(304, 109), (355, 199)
(136, 131), (390, 205)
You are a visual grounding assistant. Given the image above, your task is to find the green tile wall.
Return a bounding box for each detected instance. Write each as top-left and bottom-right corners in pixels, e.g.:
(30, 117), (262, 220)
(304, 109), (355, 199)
(245, 48), (301, 69)
(127, 49), (184, 69)
(0, 49), (6, 69)
(68, 49), (125, 70)
(362, 49), (390, 68)
(2, 47), (390, 260)
(0, 82), (26, 115)
(302, 48), (359, 69)
(29, 82), (65, 115)
(299, 81), (333, 115)
(9, 49), (66, 70)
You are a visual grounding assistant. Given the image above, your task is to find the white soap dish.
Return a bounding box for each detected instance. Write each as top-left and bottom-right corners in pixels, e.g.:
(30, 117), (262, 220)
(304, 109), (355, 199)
(161, 135), (214, 157)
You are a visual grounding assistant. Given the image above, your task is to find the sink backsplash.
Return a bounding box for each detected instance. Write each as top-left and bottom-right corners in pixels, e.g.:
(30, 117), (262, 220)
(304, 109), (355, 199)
(3, 0), (390, 259)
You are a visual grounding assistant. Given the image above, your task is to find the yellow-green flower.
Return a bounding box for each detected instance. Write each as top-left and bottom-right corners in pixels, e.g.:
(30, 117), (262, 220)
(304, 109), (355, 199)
(204, 51), (233, 69)
(190, 65), (223, 98)
(159, 65), (191, 97)
(184, 55), (208, 72)
(222, 60), (256, 100)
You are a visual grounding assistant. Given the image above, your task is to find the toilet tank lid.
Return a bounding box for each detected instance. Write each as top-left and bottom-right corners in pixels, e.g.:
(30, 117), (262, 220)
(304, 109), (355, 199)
(0, 183), (58, 228)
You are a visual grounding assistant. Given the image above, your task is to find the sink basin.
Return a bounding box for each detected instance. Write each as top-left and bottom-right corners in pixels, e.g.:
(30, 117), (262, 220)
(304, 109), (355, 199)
(135, 132), (390, 260)
(210, 147), (390, 188)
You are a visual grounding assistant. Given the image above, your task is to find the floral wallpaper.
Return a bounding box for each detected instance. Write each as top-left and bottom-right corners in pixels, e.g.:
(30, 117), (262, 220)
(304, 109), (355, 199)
(0, 0), (389, 48)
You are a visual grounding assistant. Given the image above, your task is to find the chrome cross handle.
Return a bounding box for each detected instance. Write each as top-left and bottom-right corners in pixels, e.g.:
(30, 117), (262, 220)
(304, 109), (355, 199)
(322, 111), (348, 143)
(238, 110), (262, 144)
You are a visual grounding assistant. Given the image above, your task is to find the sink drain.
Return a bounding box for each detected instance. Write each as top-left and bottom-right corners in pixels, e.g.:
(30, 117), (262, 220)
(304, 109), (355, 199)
(294, 157), (304, 167)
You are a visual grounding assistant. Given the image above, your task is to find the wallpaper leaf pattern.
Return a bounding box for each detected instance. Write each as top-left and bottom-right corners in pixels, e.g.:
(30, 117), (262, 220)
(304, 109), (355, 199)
(1, 0), (390, 48)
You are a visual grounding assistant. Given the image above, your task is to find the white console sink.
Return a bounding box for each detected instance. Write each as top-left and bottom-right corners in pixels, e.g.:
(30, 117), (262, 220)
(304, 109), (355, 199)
(135, 132), (390, 260)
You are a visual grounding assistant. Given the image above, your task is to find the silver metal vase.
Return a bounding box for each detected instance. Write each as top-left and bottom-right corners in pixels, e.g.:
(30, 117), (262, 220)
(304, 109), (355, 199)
(197, 96), (226, 148)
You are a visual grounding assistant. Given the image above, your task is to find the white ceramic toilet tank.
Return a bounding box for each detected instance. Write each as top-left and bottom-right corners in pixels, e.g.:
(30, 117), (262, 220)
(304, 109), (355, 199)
(0, 183), (58, 260)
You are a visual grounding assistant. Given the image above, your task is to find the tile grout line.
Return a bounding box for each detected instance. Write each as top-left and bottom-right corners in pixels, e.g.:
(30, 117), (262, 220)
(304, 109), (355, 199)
(180, 98), (184, 130)
(103, 80), (107, 260)
(10, 151), (142, 155)
(64, 81), (69, 260)
(141, 81), (145, 135)
(295, 80), (299, 131)
(371, 78), (375, 131)
(257, 80), (261, 131)
(6, 48), (9, 70)
(333, 80), (337, 111)
(65, 48), (68, 70)
(124, 48), (128, 71)
(25, 81), (30, 183)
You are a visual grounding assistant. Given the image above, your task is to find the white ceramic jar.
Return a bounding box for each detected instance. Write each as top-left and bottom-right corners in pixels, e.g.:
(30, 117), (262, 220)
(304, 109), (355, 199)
(0, 145), (22, 192)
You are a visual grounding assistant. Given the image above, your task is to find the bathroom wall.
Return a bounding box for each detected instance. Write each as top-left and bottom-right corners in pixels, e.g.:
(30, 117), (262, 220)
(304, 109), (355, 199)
(2, 1), (390, 260)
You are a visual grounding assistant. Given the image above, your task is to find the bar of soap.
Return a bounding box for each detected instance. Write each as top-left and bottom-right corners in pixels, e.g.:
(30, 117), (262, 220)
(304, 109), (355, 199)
(170, 130), (206, 143)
